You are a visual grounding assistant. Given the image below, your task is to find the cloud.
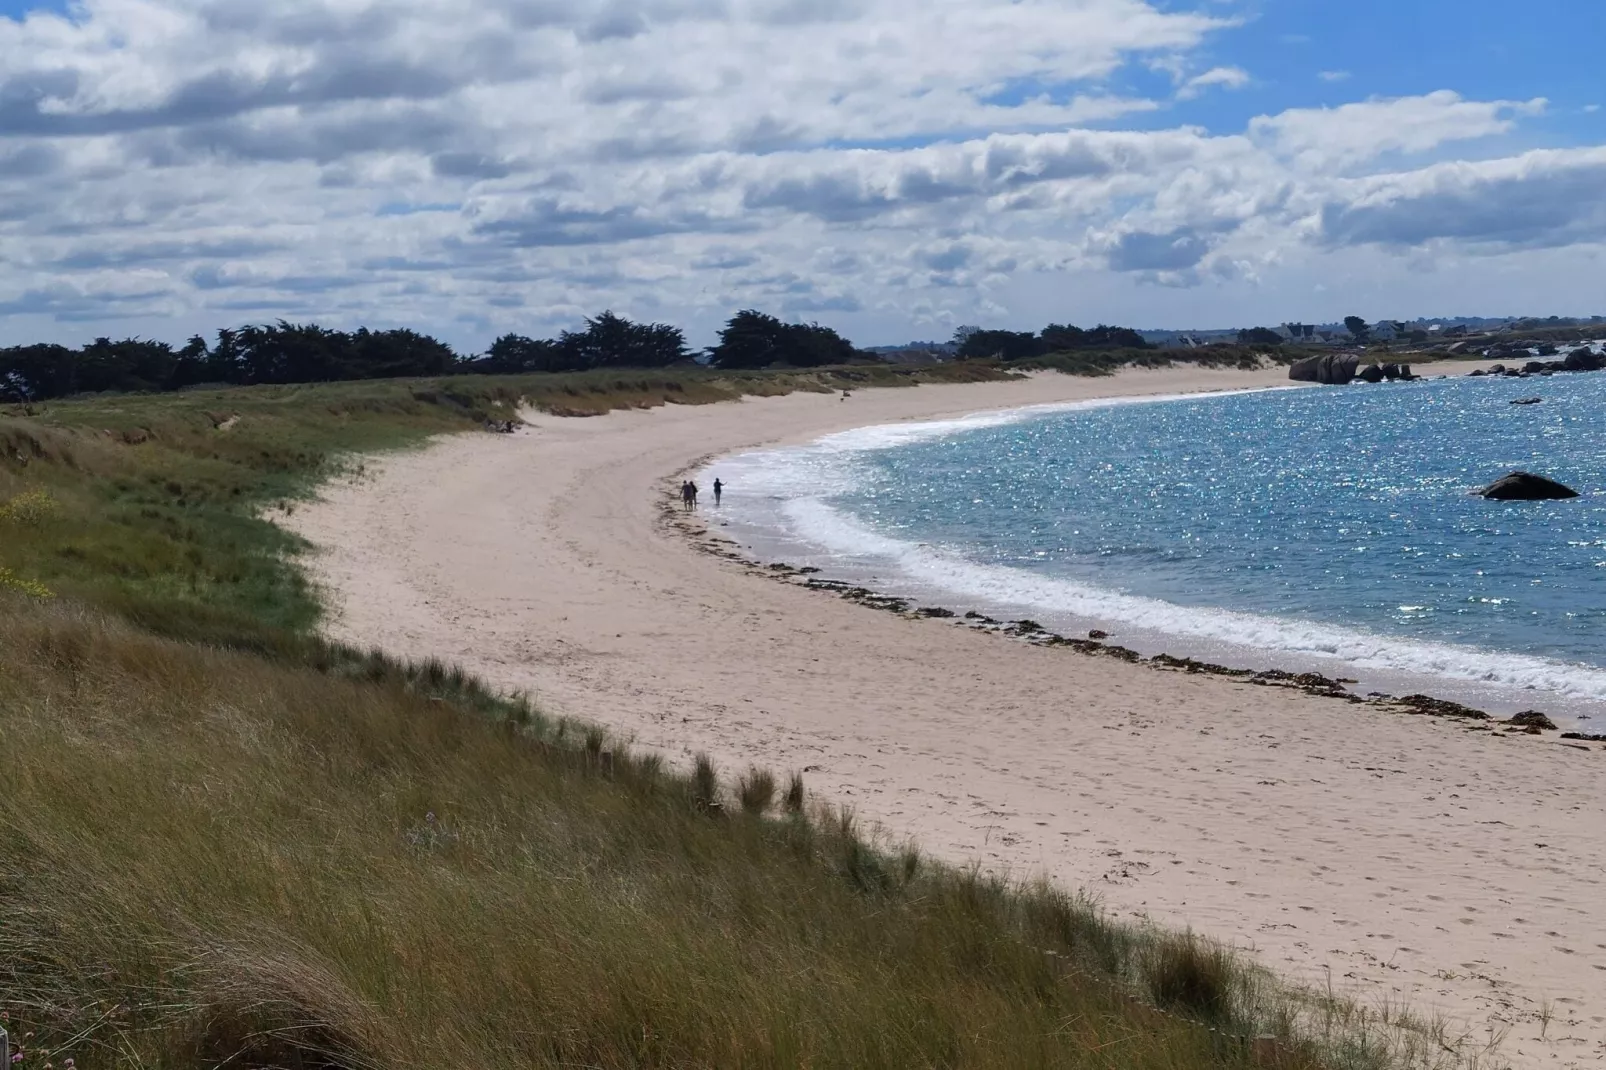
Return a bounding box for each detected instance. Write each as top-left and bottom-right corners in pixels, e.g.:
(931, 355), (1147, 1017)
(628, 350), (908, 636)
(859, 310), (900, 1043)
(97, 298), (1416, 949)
(1249, 91), (1547, 170)
(1319, 149), (1606, 250)
(1318, 70), (1350, 83)
(1177, 66), (1249, 100)
(0, 0), (1596, 347)
(1107, 227), (1212, 271)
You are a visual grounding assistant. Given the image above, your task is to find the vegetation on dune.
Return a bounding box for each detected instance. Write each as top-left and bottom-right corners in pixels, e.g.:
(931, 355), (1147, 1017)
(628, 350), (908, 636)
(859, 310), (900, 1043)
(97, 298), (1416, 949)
(0, 367), (1460, 1068)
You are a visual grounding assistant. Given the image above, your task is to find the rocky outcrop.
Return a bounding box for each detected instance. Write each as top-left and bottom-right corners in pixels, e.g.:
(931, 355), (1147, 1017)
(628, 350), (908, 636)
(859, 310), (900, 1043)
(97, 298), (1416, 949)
(1289, 354), (1359, 385)
(1563, 348), (1604, 372)
(1356, 364), (1384, 383)
(1477, 472), (1580, 501)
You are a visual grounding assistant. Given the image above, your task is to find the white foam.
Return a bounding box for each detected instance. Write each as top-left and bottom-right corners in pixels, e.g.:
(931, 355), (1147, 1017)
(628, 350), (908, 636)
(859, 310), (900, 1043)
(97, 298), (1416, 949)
(780, 498), (1606, 704)
(708, 386), (1606, 710)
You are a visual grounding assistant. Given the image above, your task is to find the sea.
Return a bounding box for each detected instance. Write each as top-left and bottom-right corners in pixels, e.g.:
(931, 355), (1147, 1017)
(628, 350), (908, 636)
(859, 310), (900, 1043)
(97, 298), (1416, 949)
(705, 362), (1606, 729)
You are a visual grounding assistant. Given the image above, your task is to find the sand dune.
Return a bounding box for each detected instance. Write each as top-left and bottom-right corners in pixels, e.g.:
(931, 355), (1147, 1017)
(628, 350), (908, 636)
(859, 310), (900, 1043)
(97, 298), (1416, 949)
(286, 365), (1606, 1068)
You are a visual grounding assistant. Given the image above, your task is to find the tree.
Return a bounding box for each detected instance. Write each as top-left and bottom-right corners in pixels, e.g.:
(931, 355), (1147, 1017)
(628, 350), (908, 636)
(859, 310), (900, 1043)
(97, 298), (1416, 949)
(1237, 327), (1284, 346)
(1343, 316), (1370, 342)
(707, 310), (858, 369)
(955, 322), (1152, 361)
(557, 311), (687, 370)
(955, 329), (1041, 361)
(472, 334), (569, 374)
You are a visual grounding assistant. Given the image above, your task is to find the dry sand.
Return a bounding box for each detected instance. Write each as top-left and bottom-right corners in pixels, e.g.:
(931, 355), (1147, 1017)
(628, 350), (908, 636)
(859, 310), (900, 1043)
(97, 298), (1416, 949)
(285, 365), (1606, 1068)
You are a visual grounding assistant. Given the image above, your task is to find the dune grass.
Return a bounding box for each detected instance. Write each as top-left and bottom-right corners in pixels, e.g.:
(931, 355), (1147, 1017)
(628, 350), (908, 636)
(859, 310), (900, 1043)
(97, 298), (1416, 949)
(1, 598), (1336, 1069)
(0, 365), (1473, 1068)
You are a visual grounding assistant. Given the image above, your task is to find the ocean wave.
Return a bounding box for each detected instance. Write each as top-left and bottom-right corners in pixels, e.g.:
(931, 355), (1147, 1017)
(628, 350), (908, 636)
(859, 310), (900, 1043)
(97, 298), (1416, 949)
(779, 497), (1606, 704)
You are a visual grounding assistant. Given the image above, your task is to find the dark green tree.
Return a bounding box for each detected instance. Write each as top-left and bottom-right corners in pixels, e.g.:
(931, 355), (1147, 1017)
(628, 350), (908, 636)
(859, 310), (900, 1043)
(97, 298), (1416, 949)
(708, 310), (857, 369)
(1237, 327), (1284, 346)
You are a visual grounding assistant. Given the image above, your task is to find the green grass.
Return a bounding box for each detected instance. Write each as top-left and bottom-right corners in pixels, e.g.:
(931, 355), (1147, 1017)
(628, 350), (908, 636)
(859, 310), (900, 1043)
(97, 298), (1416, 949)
(0, 364), (1010, 653)
(0, 366), (1474, 1068)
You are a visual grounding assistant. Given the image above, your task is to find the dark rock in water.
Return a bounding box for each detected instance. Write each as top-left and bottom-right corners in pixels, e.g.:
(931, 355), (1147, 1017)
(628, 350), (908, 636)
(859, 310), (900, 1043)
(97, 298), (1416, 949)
(1289, 354), (1359, 385)
(1523, 361), (1547, 374)
(1503, 368), (1525, 377)
(1509, 397), (1542, 406)
(1563, 348), (1604, 372)
(1505, 710), (1558, 730)
(1537, 343), (1559, 357)
(1356, 364), (1385, 383)
(916, 606), (956, 618)
(1561, 731), (1606, 742)
(1468, 368), (1486, 377)
(1380, 363), (1402, 381)
(1478, 471), (1580, 500)
(1088, 629), (1109, 640)
(1488, 364), (1506, 375)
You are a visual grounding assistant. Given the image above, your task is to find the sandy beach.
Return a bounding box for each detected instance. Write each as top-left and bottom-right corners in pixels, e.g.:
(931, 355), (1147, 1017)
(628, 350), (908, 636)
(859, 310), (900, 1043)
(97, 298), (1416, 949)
(286, 364), (1606, 1069)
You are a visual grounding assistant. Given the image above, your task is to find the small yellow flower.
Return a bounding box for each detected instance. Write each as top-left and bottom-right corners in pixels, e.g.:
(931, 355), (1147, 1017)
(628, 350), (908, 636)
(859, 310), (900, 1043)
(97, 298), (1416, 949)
(0, 567), (52, 600)
(0, 489), (59, 526)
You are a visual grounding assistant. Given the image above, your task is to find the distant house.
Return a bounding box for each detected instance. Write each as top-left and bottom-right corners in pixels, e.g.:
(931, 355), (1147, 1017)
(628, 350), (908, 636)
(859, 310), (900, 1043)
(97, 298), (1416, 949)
(1370, 321), (1403, 342)
(1161, 334), (1209, 350)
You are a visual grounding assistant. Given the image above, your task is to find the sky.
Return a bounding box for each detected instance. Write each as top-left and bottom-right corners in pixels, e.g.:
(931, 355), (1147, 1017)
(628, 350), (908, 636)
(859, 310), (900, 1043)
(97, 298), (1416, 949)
(0, 0), (1603, 351)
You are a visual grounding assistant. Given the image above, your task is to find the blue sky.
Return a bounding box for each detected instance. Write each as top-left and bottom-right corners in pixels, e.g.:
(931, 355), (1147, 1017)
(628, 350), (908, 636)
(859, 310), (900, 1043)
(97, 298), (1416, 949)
(1, 0), (1604, 349)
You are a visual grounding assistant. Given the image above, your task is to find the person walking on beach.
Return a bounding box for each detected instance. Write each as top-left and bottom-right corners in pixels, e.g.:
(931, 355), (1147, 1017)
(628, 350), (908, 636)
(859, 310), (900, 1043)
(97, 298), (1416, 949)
(680, 480), (693, 512)
(713, 478), (723, 506)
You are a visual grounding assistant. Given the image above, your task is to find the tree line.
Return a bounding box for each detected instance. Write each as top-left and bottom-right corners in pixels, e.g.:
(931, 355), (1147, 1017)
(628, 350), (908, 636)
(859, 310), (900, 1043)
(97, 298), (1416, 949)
(952, 323), (1152, 360)
(2, 309), (1161, 402)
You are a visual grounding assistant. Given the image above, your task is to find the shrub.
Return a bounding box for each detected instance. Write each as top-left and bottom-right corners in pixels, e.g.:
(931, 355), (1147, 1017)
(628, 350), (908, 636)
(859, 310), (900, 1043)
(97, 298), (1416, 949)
(737, 767), (776, 815)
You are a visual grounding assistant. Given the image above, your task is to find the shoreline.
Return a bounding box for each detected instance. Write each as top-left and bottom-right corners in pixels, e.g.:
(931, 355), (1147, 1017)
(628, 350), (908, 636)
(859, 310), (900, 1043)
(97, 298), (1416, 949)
(689, 380), (1606, 729)
(670, 505), (1606, 747)
(283, 363), (1606, 1069)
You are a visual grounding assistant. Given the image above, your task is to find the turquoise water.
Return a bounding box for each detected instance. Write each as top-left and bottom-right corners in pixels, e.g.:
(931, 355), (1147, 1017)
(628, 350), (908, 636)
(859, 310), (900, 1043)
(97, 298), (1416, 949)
(716, 371), (1606, 708)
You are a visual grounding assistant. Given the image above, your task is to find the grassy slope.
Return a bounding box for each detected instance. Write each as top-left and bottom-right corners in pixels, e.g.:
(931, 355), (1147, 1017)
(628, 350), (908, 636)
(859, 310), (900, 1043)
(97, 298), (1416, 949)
(0, 365), (1430, 1069)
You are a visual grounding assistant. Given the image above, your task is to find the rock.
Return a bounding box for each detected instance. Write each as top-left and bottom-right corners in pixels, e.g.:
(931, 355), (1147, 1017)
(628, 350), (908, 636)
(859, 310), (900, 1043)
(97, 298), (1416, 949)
(1505, 710), (1558, 730)
(1477, 472), (1580, 501)
(1523, 361), (1547, 374)
(1509, 396), (1542, 406)
(1488, 364), (1506, 375)
(1380, 363), (1402, 380)
(1468, 368), (1486, 377)
(1536, 343), (1559, 357)
(1088, 629), (1109, 640)
(1447, 340), (1471, 355)
(1289, 354), (1359, 385)
(1563, 348), (1604, 372)
(1356, 364), (1385, 383)
(1561, 731), (1606, 742)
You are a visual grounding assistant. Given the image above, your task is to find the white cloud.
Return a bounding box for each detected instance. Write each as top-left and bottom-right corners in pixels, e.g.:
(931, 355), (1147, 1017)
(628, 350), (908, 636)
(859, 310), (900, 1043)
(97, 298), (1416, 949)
(1177, 65), (1250, 100)
(1317, 70), (1351, 83)
(1248, 90), (1547, 171)
(0, 1), (1597, 347)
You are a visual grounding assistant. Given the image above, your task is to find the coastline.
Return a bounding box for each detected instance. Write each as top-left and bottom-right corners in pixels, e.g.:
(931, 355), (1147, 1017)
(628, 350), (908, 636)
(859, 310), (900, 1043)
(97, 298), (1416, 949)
(284, 363), (1606, 1069)
(695, 378), (1606, 727)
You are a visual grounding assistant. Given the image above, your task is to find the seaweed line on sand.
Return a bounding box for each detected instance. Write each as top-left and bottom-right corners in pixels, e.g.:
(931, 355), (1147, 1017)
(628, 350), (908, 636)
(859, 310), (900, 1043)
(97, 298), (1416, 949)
(661, 485), (1602, 753)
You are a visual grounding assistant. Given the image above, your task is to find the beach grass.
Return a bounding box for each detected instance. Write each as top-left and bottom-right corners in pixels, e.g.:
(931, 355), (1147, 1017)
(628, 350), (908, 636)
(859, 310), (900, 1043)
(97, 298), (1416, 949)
(0, 364), (1475, 1068)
